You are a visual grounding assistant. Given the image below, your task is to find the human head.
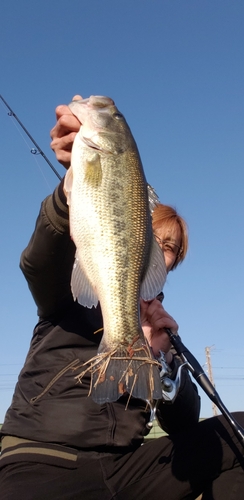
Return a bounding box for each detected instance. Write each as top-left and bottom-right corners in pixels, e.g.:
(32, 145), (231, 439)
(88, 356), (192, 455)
(152, 203), (188, 272)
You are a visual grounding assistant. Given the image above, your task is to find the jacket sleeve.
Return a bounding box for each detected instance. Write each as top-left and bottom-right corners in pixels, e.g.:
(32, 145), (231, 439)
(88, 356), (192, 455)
(156, 355), (201, 434)
(20, 179), (76, 320)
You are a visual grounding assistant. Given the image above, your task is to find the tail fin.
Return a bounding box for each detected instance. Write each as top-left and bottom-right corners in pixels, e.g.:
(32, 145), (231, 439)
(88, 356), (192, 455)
(75, 338), (162, 404)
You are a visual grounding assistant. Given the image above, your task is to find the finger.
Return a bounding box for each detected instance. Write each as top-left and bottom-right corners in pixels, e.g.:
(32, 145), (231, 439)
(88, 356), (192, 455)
(158, 319), (179, 335)
(147, 301), (179, 334)
(54, 94), (82, 121)
(72, 94), (82, 101)
(54, 95), (82, 117)
(146, 300), (166, 323)
(50, 131), (76, 151)
(50, 115), (80, 140)
(140, 299), (149, 313)
(50, 132), (78, 170)
(147, 300), (175, 324)
(150, 331), (172, 357)
(55, 104), (72, 121)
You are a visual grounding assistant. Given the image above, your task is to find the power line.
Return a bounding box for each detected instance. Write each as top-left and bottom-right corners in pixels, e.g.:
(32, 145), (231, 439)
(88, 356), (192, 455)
(213, 367), (244, 370)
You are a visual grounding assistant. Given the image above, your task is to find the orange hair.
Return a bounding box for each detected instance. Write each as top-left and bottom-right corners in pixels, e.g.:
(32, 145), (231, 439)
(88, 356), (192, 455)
(152, 203), (188, 270)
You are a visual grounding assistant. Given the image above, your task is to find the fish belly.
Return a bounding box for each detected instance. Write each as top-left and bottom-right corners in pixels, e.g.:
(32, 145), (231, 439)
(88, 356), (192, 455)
(69, 146), (162, 404)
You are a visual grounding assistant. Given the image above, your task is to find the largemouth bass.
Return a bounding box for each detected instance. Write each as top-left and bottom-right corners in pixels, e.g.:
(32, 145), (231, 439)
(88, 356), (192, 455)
(64, 95), (167, 404)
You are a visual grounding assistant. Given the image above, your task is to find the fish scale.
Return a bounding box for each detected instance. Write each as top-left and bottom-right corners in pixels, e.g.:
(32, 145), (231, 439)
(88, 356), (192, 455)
(64, 96), (167, 404)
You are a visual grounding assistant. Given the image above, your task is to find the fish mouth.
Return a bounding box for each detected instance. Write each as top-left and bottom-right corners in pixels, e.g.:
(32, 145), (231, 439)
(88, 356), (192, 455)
(73, 96), (114, 109)
(69, 96), (115, 126)
(88, 96), (114, 108)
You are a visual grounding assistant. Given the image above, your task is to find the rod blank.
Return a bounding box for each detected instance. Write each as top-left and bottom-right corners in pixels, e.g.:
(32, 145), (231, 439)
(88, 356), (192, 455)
(165, 328), (244, 448)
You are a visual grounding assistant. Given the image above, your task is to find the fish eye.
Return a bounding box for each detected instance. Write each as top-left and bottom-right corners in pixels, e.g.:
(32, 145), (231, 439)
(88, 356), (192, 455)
(113, 112), (124, 120)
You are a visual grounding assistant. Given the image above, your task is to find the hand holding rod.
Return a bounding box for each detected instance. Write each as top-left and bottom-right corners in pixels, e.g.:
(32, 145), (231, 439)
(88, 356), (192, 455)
(165, 328), (244, 448)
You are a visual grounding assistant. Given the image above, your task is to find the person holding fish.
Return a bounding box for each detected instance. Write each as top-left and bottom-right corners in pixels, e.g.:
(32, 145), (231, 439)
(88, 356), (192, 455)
(0, 95), (243, 500)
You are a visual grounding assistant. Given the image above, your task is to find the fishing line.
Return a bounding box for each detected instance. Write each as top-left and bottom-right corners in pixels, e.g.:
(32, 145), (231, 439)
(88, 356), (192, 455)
(0, 95), (62, 181)
(5, 112), (33, 150)
(0, 107), (53, 191)
(29, 154), (54, 192)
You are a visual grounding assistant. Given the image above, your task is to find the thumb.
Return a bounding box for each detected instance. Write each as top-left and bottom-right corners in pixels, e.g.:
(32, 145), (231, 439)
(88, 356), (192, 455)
(72, 95), (83, 101)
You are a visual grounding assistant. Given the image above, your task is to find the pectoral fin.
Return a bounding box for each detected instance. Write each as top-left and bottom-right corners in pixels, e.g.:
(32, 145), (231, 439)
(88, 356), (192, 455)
(84, 154), (102, 187)
(147, 184), (160, 213)
(64, 167), (73, 206)
(71, 255), (98, 308)
(140, 237), (167, 300)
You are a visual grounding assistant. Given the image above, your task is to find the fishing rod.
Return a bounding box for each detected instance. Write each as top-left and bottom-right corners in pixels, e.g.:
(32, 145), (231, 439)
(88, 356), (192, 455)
(165, 328), (244, 448)
(0, 95), (62, 181)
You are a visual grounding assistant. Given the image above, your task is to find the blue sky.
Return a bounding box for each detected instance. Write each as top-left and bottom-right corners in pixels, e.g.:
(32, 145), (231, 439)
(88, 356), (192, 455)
(0, 0), (244, 422)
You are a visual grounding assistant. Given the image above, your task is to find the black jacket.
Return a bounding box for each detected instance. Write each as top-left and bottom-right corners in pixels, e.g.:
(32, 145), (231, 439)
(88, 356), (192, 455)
(1, 181), (200, 449)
